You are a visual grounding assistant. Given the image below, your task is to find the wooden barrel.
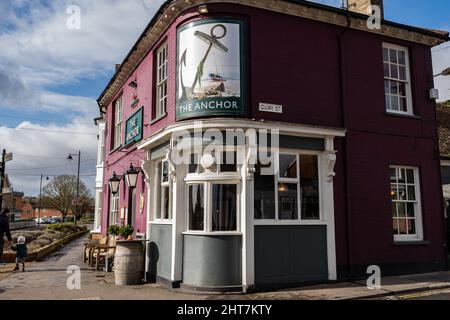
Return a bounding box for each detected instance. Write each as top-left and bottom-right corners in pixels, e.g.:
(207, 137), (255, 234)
(114, 240), (145, 285)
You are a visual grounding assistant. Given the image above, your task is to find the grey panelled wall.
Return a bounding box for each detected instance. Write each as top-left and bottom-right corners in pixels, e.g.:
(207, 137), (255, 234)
(148, 224), (173, 281)
(255, 225), (328, 285)
(183, 235), (242, 287)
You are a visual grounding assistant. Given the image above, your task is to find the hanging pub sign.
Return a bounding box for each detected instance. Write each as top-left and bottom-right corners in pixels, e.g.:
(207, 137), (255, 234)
(176, 19), (246, 120)
(125, 107), (143, 145)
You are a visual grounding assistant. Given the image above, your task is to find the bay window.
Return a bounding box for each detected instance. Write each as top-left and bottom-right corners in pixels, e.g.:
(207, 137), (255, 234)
(254, 152), (320, 222)
(390, 166), (423, 241)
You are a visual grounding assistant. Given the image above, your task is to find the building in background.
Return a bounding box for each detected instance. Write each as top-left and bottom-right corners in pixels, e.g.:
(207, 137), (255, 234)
(96, 0), (449, 292)
(93, 116), (107, 233)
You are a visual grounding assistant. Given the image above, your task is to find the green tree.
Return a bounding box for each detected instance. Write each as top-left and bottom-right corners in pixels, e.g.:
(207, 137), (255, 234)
(42, 175), (92, 221)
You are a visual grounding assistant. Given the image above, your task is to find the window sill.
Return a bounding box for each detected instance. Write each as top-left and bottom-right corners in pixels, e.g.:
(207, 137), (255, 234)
(109, 145), (123, 155)
(182, 231), (243, 236)
(385, 112), (421, 120)
(150, 221), (173, 225)
(150, 113), (167, 125)
(394, 240), (429, 246)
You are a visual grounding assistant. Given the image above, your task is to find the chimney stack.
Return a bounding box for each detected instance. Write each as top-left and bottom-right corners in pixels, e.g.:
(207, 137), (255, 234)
(348, 0), (384, 19)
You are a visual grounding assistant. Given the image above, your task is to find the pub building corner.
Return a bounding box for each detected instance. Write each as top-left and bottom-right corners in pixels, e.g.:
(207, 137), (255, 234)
(93, 0), (450, 292)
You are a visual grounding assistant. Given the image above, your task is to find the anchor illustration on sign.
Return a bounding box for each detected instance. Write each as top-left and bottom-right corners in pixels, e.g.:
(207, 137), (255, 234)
(179, 24), (229, 102)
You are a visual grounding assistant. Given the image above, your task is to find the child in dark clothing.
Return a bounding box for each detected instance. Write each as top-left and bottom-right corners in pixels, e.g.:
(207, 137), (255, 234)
(12, 236), (28, 272)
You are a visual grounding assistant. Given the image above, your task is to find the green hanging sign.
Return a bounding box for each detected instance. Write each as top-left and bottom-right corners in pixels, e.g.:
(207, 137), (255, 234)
(125, 107), (143, 146)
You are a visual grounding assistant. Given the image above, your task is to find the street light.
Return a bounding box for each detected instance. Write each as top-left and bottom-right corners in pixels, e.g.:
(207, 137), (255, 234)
(109, 172), (121, 195)
(67, 150), (81, 225)
(434, 67), (450, 78)
(124, 163), (140, 189)
(37, 174), (49, 227)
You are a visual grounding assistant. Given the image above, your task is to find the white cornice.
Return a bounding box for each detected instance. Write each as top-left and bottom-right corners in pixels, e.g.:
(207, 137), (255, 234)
(98, 0), (448, 108)
(137, 118), (346, 150)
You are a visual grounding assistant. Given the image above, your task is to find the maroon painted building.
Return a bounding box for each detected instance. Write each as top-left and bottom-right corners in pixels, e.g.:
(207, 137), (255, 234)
(96, 0), (449, 291)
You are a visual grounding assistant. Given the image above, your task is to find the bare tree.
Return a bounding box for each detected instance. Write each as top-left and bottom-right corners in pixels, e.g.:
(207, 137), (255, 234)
(42, 175), (92, 221)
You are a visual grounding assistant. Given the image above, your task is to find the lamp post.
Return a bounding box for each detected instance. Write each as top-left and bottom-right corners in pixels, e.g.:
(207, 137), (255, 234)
(37, 174), (49, 227)
(68, 150), (81, 225)
(434, 67), (450, 78)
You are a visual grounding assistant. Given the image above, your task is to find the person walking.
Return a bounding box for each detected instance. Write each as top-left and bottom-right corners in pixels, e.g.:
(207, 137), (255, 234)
(0, 208), (12, 265)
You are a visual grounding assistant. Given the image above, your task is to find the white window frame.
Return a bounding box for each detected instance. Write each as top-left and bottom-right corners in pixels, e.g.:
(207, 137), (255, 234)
(109, 190), (120, 226)
(254, 149), (324, 226)
(152, 158), (172, 223)
(185, 179), (241, 235)
(383, 43), (413, 115)
(390, 166), (423, 242)
(113, 96), (123, 150)
(156, 43), (168, 119)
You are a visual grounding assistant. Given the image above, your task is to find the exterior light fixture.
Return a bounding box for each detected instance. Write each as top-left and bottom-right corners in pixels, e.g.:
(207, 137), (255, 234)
(124, 163), (140, 189)
(198, 5), (208, 14)
(109, 172), (121, 195)
(434, 67), (450, 78)
(129, 80), (138, 88)
(278, 183), (287, 193)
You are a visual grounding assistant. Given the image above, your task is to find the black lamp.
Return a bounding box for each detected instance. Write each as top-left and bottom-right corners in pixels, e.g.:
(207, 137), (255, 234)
(109, 172), (121, 195)
(125, 163), (140, 189)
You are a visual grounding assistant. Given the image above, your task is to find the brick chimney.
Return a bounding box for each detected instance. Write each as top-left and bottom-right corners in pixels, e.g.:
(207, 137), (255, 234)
(348, 0), (384, 19)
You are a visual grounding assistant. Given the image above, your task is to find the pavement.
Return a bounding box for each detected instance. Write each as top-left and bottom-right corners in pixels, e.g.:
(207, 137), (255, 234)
(1, 235), (450, 300)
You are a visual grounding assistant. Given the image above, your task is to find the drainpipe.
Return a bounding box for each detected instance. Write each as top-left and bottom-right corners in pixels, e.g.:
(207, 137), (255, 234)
(338, 6), (354, 279)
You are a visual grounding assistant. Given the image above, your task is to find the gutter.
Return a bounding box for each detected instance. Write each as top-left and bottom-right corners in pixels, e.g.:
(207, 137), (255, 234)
(337, 6), (354, 279)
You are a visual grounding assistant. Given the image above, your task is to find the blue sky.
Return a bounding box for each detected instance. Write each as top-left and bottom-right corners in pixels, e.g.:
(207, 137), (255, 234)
(0, 0), (449, 196)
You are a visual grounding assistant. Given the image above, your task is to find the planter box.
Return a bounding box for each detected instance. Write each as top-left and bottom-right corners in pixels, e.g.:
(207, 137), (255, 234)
(2, 230), (89, 263)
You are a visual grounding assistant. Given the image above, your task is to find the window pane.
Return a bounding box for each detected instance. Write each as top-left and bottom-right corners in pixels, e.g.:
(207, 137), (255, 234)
(393, 218), (399, 235)
(391, 184), (398, 200)
(390, 81), (399, 94)
(407, 186), (416, 201)
(392, 203), (397, 218)
(300, 155), (320, 220)
(279, 154), (297, 179)
(188, 184), (204, 231)
(399, 97), (408, 112)
(399, 66), (406, 81)
(398, 219), (407, 235)
(162, 186), (170, 220)
(389, 48), (398, 63)
(212, 184), (237, 231)
(384, 63), (390, 77)
(397, 203), (406, 217)
(407, 219), (416, 235)
(390, 96), (399, 111)
(254, 163), (275, 220)
(383, 47), (389, 62)
(162, 161), (169, 183)
(406, 202), (415, 218)
(398, 51), (406, 65)
(220, 151), (237, 172)
(406, 169), (415, 184)
(398, 184), (407, 200)
(390, 64), (398, 79)
(384, 80), (390, 94)
(278, 183), (298, 220)
(189, 153), (198, 174)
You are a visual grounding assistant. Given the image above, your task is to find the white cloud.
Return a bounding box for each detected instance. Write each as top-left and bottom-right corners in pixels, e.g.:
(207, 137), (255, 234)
(1, 119), (98, 196)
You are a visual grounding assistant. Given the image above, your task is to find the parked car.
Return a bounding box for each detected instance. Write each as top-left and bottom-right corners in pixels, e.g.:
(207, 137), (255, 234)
(34, 217), (46, 224)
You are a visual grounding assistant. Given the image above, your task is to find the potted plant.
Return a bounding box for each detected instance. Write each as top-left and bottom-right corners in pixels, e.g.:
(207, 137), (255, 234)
(108, 225), (121, 237)
(118, 225), (134, 240)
